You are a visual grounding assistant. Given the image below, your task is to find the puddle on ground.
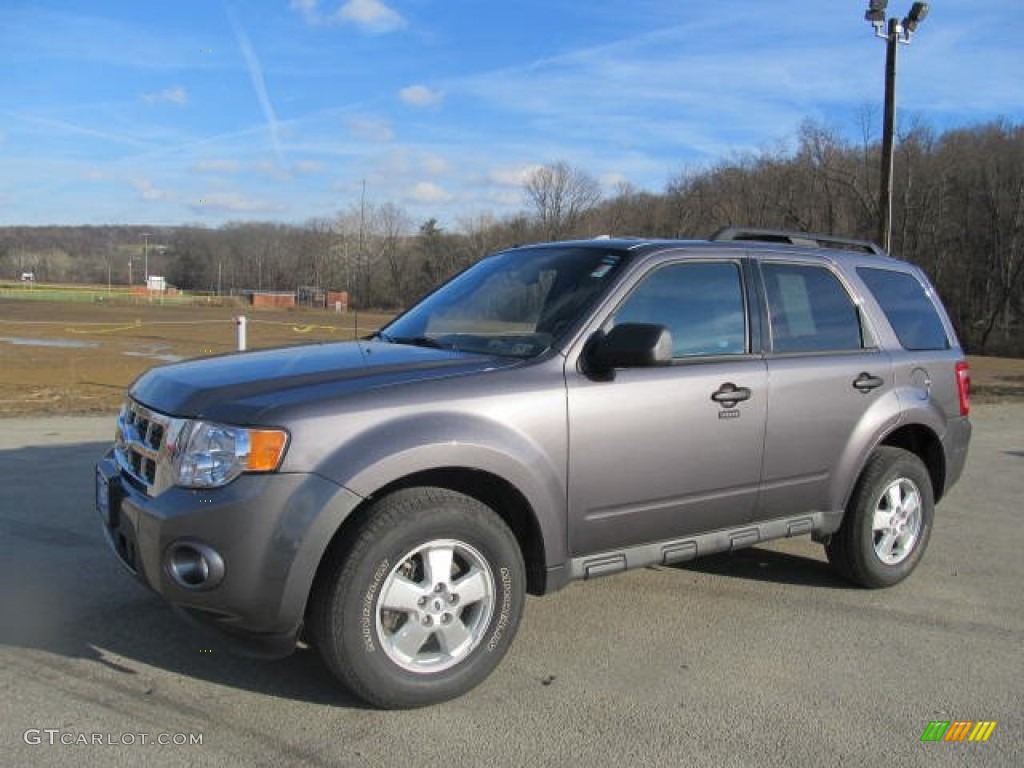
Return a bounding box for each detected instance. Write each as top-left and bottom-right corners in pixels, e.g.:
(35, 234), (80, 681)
(0, 336), (99, 349)
(0, 336), (186, 362)
(122, 344), (186, 363)
(122, 351), (186, 363)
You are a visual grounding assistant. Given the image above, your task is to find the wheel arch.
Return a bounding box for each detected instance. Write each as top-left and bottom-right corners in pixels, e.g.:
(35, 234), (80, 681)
(310, 467), (552, 604)
(878, 423), (946, 503)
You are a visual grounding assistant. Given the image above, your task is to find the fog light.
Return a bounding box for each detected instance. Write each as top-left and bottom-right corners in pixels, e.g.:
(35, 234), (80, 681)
(166, 540), (225, 591)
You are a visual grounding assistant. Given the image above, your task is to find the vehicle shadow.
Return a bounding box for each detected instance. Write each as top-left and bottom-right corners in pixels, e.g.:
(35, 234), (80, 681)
(0, 439), (365, 709)
(666, 545), (852, 589)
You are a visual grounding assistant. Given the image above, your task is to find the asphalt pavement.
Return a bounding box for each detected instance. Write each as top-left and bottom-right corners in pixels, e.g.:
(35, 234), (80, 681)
(1, 406), (1021, 767)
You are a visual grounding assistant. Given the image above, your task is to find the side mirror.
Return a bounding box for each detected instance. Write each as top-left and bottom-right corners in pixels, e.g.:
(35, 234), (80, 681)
(584, 323), (673, 377)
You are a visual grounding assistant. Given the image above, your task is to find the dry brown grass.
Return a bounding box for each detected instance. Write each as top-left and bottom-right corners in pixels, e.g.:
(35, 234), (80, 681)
(966, 355), (1024, 402)
(0, 298), (393, 415)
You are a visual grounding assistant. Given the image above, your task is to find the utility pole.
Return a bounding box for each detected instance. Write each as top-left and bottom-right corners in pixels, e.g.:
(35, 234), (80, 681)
(358, 178), (366, 307)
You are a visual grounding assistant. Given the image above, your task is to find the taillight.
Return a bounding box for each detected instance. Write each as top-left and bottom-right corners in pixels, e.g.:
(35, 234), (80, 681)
(955, 360), (970, 416)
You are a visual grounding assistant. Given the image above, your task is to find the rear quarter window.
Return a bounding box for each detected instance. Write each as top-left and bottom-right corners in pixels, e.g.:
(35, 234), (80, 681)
(857, 267), (950, 351)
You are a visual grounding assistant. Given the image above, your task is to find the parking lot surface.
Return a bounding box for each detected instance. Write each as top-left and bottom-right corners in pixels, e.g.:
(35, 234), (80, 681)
(1, 406), (1021, 767)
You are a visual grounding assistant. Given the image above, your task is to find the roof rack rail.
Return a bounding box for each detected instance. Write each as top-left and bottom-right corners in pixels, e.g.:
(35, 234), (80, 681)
(710, 227), (887, 256)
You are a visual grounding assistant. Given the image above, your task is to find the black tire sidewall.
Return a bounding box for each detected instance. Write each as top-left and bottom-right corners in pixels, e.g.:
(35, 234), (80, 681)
(849, 451), (934, 587)
(328, 492), (525, 707)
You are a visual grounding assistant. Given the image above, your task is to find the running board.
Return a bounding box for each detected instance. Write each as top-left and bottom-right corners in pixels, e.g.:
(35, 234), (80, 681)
(568, 511), (841, 581)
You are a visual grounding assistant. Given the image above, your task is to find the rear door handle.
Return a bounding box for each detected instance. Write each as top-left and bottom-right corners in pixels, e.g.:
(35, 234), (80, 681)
(853, 372), (884, 392)
(711, 382), (752, 407)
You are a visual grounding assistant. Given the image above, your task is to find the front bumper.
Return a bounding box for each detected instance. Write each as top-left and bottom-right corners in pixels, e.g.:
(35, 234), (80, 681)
(95, 453), (363, 656)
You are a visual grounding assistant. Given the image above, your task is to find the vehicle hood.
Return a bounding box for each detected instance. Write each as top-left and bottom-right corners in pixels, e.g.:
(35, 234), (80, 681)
(129, 340), (515, 421)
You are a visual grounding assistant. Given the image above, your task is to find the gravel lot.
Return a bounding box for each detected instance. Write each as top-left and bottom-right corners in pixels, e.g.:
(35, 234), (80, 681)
(0, 405), (1021, 767)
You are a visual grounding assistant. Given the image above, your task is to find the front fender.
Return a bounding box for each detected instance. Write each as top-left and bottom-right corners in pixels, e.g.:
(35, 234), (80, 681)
(314, 412), (568, 567)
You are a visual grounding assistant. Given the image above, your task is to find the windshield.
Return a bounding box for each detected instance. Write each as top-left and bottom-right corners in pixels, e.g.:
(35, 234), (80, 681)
(381, 246), (627, 358)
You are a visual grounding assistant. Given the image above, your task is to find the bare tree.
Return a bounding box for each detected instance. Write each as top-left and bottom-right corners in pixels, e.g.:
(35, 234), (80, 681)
(375, 203), (412, 307)
(524, 161), (602, 240)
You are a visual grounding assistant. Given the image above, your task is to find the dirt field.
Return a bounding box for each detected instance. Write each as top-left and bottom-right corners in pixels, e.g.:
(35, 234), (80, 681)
(0, 298), (393, 416)
(1, 297), (1021, 415)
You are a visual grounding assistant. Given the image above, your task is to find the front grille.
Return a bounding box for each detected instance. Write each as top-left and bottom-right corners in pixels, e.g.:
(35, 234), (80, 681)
(115, 400), (183, 495)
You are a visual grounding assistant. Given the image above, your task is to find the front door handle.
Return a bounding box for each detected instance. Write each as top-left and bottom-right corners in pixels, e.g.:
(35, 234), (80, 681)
(711, 382), (752, 408)
(853, 372), (884, 393)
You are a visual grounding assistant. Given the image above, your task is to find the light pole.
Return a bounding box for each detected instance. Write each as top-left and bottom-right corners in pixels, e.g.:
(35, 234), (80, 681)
(141, 232), (151, 285)
(864, 1), (929, 253)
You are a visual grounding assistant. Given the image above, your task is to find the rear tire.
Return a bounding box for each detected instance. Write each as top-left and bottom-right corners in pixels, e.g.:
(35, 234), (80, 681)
(310, 487), (525, 709)
(826, 447), (934, 588)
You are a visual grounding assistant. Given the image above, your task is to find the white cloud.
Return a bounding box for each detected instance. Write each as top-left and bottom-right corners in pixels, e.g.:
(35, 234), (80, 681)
(488, 165), (541, 187)
(290, 0), (321, 25)
(346, 116), (394, 143)
(131, 178), (170, 201)
(409, 181), (452, 203)
(256, 159), (290, 180)
(338, 0), (406, 34)
(293, 159), (324, 174)
(487, 189), (525, 207)
(194, 159), (241, 173)
(600, 172), (629, 188)
(399, 85), (443, 107)
(142, 86), (188, 106)
(189, 192), (284, 214)
(420, 153), (449, 175)
(291, 0), (404, 32)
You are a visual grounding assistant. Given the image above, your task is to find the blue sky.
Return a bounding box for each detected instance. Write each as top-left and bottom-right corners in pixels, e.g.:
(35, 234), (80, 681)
(2, 0), (1021, 229)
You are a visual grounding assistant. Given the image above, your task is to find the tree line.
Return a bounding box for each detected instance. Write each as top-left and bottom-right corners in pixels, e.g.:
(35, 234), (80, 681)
(1, 118), (1021, 355)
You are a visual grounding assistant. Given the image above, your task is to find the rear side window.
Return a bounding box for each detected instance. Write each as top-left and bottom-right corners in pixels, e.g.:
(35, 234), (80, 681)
(858, 267), (950, 351)
(762, 263), (863, 353)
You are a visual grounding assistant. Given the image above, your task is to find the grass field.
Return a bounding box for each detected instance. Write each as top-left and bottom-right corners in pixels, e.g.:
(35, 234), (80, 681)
(0, 298), (393, 415)
(1, 297), (1021, 416)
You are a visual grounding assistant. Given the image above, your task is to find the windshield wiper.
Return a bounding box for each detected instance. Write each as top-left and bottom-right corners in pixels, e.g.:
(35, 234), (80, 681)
(389, 335), (453, 350)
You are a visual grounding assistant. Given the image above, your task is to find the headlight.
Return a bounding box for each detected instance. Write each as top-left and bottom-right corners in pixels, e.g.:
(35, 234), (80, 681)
(175, 421), (288, 488)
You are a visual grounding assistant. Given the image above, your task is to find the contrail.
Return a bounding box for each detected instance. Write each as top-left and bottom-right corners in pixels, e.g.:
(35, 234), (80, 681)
(229, 12), (284, 165)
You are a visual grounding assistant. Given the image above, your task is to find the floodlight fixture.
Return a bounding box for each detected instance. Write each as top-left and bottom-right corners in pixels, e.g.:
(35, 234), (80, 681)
(903, 2), (929, 33)
(865, 0), (889, 27)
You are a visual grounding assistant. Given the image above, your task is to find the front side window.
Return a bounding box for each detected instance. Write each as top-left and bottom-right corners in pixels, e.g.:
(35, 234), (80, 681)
(857, 267), (950, 351)
(611, 261), (747, 357)
(762, 263), (863, 353)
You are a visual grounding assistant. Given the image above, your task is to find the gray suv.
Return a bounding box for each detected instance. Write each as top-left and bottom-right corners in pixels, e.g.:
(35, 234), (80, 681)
(95, 228), (972, 708)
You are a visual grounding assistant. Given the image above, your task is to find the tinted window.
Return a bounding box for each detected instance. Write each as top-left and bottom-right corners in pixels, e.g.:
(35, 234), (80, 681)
(612, 262), (746, 357)
(858, 267), (950, 350)
(762, 263), (863, 353)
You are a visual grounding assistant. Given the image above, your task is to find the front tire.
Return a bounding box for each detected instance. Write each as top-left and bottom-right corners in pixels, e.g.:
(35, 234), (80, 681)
(826, 447), (934, 589)
(310, 487), (525, 709)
